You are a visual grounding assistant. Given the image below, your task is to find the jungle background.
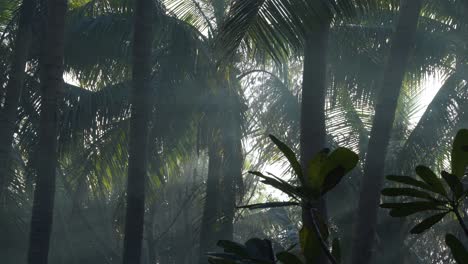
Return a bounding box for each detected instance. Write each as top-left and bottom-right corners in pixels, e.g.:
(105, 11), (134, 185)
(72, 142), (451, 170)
(0, 0), (467, 263)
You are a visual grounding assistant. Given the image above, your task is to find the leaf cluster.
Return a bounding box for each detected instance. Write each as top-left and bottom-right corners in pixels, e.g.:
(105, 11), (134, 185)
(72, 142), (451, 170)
(208, 134), (357, 263)
(381, 129), (468, 263)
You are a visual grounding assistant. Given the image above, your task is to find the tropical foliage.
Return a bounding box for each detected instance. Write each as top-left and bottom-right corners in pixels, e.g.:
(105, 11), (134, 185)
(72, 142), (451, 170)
(381, 129), (468, 264)
(0, 0), (466, 263)
(208, 134), (358, 264)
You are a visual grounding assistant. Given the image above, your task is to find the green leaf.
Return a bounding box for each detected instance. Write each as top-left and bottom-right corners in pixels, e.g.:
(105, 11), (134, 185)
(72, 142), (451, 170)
(381, 187), (435, 200)
(331, 238), (341, 263)
(410, 212), (448, 234)
(386, 175), (434, 192)
(217, 240), (250, 259)
(451, 129), (468, 178)
(313, 211), (330, 240)
(276, 251), (303, 264)
(415, 165), (447, 196)
(299, 227), (321, 263)
(306, 149), (329, 194)
(320, 148), (359, 195)
(381, 201), (444, 217)
(248, 171), (303, 200)
(269, 135), (303, 181)
(305, 147), (358, 195)
(445, 233), (468, 264)
(441, 171), (464, 199)
(324, 148), (359, 173)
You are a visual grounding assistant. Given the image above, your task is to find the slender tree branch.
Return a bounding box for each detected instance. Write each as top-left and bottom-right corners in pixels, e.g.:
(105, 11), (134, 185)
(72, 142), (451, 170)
(453, 209), (468, 237)
(309, 209), (338, 264)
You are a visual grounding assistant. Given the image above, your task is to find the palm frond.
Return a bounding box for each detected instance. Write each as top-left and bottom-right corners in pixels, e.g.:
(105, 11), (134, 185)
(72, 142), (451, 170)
(396, 71), (468, 174)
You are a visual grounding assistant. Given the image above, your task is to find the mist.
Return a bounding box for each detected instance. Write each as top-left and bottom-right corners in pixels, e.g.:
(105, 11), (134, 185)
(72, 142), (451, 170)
(0, 0), (467, 264)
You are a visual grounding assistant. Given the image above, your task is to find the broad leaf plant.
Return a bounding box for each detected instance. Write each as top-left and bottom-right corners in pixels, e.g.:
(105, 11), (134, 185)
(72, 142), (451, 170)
(381, 129), (468, 263)
(208, 134), (358, 264)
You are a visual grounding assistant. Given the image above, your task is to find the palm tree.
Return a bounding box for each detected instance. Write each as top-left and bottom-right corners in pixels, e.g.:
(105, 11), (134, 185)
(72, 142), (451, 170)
(240, 2), (465, 260)
(0, 0), (462, 262)
(351, 1), (424, 263)
(219, 85), (244, 242)
(161, 2), (247, 260)
(378, 71), (468, 264)
(54, 5), (362, 262)
(300, 15), (332, 264)
(219, 3), (355, 263)
(0, 0), (34, 199)
(198, 139), (223, 263)
(0, 0), (460, 263)
(121, 0), (155, 262)
(27, 0), (68, 263)
(36, 2), (212, 262)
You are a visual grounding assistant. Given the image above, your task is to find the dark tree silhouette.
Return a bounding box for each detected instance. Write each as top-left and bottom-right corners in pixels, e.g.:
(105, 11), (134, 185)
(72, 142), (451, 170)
(0, 0), (34, 198)
(351, 1), (424, 263)
(300, 16), (331, 264)
(27, 0), (67, 263)
(121, 0), (155, 262)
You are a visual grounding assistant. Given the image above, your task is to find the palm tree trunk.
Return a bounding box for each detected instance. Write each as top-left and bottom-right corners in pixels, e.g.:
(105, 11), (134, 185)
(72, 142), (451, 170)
(27, 0), (67, 263)
(183, 187), (193, 264)
(121, 0), (154, 262)
(146, 207), (156, 264)
(219, 107), (243, 241)
(0, 0), (34, 199)
(351, 1), (423, 263)
(198, 142), (222, 264)
(300, 19), (330, 264)
(383, 4), (467, 262)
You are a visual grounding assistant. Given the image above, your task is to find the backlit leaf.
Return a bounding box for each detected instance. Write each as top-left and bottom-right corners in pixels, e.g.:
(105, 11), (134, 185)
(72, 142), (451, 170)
(415, 165), (447, 196)
(299, 227), (321, 263)
(410, 212), (448, 234)
(381, 187), (435, 200)
(451, 129), (468, 178)
(441, 171), (464, 199)
(381, 201), (444, 217)
(386, 175), (433, 192)
(446, 233), (468, 264)
(320, 148), (358, 194)
(306, 149), (329, 193)
(269, 135), (303, 182)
